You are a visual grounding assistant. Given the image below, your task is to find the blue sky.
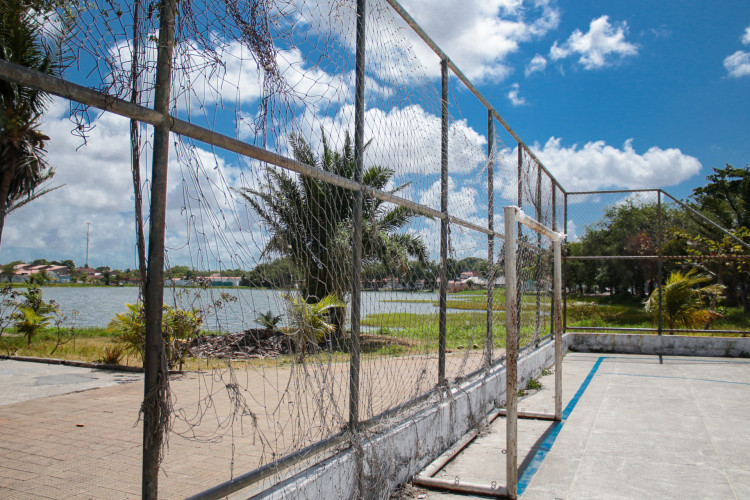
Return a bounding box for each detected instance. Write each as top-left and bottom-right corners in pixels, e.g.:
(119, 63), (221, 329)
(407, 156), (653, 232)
(1, 0), (748, 269)
(488, 0), (750, 200)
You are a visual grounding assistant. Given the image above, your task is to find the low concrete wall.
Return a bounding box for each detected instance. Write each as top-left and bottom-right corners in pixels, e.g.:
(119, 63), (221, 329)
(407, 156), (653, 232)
(568, 332), (750, 358)
(253, 336), (563, 500)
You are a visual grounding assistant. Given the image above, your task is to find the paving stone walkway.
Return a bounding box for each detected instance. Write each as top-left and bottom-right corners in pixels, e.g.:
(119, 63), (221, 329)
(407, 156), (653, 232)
(0, 350), (489, 499)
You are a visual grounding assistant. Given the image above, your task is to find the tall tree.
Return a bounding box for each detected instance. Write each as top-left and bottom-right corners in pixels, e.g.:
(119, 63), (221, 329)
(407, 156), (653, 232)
(691, 164), (750, 232)
(0, 0), (60, 248)
(572, 200), (679, 296)
(686, 164), (750, 309)
(235, 132), (428, 334)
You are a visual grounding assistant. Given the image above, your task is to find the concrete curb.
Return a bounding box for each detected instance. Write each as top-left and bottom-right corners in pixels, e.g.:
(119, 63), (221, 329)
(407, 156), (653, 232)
(0, 355), (183, 374)
(567, 332), (750, 358)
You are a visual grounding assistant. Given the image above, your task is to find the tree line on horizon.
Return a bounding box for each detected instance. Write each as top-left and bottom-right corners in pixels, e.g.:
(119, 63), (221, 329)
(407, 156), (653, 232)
(566, 164), (750, 312)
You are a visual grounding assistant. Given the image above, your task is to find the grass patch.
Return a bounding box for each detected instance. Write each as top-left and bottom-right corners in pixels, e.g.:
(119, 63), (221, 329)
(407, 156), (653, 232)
(380, 299), (435, 304)
(526, 378), (542, 391)
(566, 295), (750, 334)
(361, 310), (548, 349)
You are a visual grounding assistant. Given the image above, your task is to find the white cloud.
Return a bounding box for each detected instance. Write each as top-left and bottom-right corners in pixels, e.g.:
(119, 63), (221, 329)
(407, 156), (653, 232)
(0, 98), (259, 269)
(724, 50), (750, 78)
(507, 83), (526, 106)
(724, 27), (750, 78)
(565, 219), (578, 242)
(414, 177), (487, 259)
(532, 137), (701, 191)
(525, 54), (547, 76)
(396, 0), (560, 82)
(550, 15), (638, 69)
(294, 104), (488, 182)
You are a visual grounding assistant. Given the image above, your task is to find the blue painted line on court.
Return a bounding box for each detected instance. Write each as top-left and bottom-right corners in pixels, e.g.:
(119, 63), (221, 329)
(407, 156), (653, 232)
(516, 356), (607, 496)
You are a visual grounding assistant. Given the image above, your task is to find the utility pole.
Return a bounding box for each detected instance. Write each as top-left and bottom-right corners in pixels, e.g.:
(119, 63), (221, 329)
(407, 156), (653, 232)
(85, 222), (91, 268)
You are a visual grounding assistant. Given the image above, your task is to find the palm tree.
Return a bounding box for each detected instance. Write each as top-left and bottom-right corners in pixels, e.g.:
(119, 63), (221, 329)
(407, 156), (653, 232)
(0, 0), (60, 248)
(235, 131), (428, 338)
(283, 293), (344, 360)
(236, 132), (427, 298)
(645, 269), (724, 332)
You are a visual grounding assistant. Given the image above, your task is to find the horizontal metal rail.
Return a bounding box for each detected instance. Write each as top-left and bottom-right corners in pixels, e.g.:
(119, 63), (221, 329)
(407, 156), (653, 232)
(569, 326), (749, 335)
(508, 206), (564, 242)
(412, 475), (508, 497)
(419, 408), (503, 478)
(567, 188), (750, 251)
(0, 59), (503, 240)
(566, 255), (750, 261)
(567, 188), (661, 195)
(497, 409), (557, 421)
(383, 0), (565, 196)
(184, 432), (348, 500)
(660, 191), (750, 251)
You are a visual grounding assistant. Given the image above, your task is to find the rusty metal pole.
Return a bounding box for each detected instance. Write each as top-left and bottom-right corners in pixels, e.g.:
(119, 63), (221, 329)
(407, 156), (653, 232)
(485, 111), (494, 368)
(553, 237), (563, 421)
(504, 206), (518, 500)
(515, 144), (523, 335)
(130, 0), (147, 289)
(550, 186), (557, 337)
(438, 58), (448, 386)
(657, 190), (663, 337)
(349, 0), (366, 434)
(563, 192), (568, 332)
(142, 0), (176, 498)
(349, 1), (366, 495)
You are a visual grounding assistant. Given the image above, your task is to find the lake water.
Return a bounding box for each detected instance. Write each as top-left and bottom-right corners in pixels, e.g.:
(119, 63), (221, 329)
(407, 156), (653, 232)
(37, 287), (443, 332)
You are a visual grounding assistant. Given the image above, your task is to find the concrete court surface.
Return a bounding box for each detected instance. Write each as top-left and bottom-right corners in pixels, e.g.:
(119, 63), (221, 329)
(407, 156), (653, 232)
(416, 352), (750, 500)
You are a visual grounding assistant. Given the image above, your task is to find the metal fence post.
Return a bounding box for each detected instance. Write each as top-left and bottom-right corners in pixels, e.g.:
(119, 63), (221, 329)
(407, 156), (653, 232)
(130, 3), (147, 288)
(517, 144), (523, 212)
(142, 0), (176, 497)
(563, 192), (568, 332)
(349, 0), (366, 433)
(515, 144), (522, 333)
(657, 190), (663, 337)
(534, 163), (542, 342)
(550, 186), (557, 336)
(503, 206), (518, 500)
(438, 58), (448, 386)
(553, 237), (563, 421)
(485, 111), (494, 368)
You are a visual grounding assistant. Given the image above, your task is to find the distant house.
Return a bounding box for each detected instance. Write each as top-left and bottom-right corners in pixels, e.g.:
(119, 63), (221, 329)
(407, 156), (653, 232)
(200, 274), (241, 287)
(45, 265), (71, 283)
(9, 263), (72, 283)
(382, 276), (400, 290)
(460, 270), (480, 281)
(76, 267), (100, 281)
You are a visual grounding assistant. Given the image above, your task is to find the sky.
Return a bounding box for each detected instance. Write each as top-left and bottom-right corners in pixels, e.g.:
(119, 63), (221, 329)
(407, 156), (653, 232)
(1, 0), (749, 270)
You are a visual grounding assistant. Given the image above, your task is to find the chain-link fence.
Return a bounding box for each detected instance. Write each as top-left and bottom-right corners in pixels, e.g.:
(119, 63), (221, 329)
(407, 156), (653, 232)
(564, 189), (750, 337)
(0, 0), (565, 498)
